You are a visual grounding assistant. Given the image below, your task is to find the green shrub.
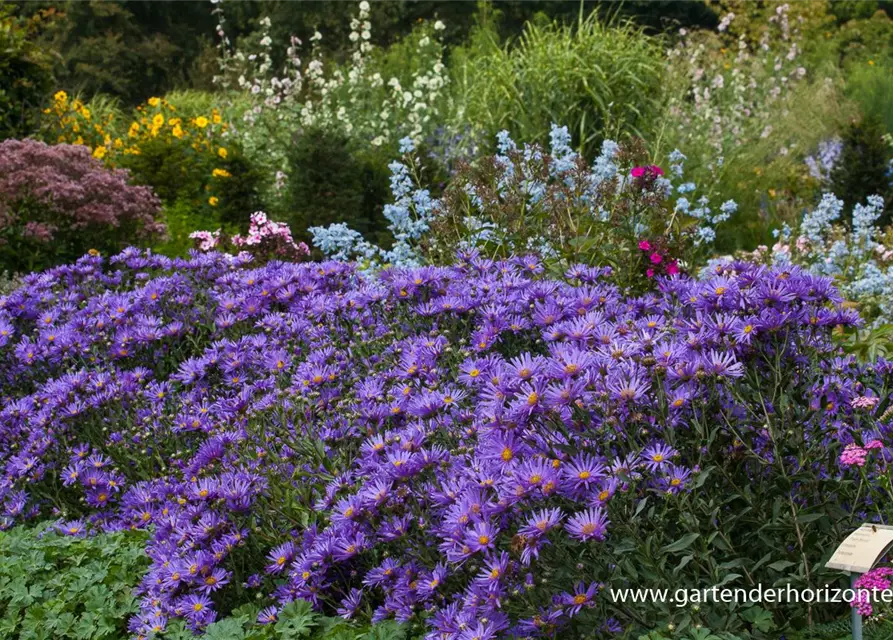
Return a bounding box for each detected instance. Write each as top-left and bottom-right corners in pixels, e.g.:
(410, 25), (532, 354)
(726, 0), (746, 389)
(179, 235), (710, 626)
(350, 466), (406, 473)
(0, 6), (55, 139)
(118, 135), (262, 231)
(152, 199), (231, 258)
(845, 60), (893, 136)
(0, 525), (148, 640)
(450, 7), (664, 155)
(282, 127), (392, 247)
(829, 115), (893, 221)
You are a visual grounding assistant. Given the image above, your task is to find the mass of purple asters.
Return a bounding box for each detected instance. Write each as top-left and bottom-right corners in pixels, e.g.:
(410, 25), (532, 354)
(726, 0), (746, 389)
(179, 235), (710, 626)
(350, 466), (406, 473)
(0, 246), (881, 639)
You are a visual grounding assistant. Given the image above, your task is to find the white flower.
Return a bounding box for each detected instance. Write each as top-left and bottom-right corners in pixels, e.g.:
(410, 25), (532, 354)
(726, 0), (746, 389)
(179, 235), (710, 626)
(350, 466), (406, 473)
(434, 20), (445, 31)
(359, 1), (370, 11)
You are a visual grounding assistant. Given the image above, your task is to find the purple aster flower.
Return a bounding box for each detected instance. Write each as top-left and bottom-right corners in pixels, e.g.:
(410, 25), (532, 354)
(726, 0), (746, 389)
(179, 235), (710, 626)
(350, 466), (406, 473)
(566, 508), (609, 541)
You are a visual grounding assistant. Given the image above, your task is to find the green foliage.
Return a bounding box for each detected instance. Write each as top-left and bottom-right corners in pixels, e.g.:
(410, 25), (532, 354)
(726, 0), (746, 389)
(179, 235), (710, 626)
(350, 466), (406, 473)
(830, 1), (883, 23)
(786, 616), (893, 640)
(214, 1), (714, 73)
(0, 525), (148, 640)
(829, 115), (893, 221)
(838, 324), (893, 361)
(160, 601), (413, 640)
(282, 127), (391, 246)
(37, 1), (217, 105)
(451, 6), (664, 155)
(0, 6), (55, 139)
(846, 60), (893, 136)
(118, 136), (262, 230)
(640, 628), (746, 640)
(153, 199), (231, 259)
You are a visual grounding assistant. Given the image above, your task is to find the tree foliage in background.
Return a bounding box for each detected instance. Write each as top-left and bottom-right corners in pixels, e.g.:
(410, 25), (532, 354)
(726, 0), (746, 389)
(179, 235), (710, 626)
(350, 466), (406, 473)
(29, 0), (217, 104)
(0, 5), (55, 139)
(10, 0), (719, 109)
(244, 0), (716, 64)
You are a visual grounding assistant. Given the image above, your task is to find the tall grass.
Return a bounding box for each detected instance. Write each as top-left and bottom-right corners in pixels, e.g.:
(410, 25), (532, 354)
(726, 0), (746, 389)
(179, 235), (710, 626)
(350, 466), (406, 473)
(450, 7), (665, 156)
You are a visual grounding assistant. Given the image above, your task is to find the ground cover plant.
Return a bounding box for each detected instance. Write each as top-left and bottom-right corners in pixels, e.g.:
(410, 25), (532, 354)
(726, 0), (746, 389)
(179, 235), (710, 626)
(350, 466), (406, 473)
(0, 524), (148, 639)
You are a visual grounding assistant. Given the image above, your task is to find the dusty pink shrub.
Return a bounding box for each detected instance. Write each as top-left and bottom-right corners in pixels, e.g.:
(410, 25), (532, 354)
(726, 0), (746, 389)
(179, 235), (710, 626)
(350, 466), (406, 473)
(0, 139), (165, 271)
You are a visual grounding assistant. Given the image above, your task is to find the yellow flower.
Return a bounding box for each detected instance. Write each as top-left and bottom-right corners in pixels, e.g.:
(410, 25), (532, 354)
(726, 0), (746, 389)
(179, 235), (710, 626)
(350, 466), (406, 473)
(217, 147), (228, 159)
(152, 114), (164, 127)
(869, 59), (875, 66)
(172, 124), (184, 139)
(54, 90), (68, 103)
(87, 249), (100, 256)
(92, 146), (107, 159)
(194, 116), (209, 128)
(212, 168), (232, 178)
(212, 112), (222, 125)
(80, 107), (91, 120)
(768, 189), (777, 198)
(208, 196), (219, 207)
(128, 123), (140, 138)
(148, 97), (161, 107)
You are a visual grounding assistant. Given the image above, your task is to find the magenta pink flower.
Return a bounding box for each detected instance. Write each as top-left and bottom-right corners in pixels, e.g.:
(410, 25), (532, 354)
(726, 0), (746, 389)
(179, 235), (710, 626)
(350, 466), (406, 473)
(666, 262), (680, 276)
(638, 240), (651, 251)
(649, 253), (663, 265)
(631, 165), (664, 179)
(849, 567), (893, 616)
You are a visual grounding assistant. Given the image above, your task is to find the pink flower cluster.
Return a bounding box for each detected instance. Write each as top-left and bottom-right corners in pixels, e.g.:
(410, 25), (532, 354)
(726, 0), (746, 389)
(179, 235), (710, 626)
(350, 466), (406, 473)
(851, 396), (880, 410)
(850, 566), (893, 616)
(231, 212), (309, 256)
(839, 440), (883, 468)
(188, 230), (222, 252)
(638, 239), (679, 278)
(192, 212), (309, 263)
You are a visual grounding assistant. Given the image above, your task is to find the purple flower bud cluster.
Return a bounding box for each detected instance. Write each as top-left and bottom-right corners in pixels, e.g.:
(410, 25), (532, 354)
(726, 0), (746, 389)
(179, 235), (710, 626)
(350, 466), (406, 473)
(0, 247), (883, 637)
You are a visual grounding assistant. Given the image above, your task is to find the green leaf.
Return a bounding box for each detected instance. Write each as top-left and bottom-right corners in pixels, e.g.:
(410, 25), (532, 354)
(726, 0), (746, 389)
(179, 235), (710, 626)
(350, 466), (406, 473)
(275, 600), (318, 639)
(674, 555), (694, 574)
(205, 617), (248, 640)
(767, 560), (796, 572)
(796, 513), (824, 524)
(740, 606), (775, 632)
(662, 533), (700, 554)
(363, 620), (406, 640)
